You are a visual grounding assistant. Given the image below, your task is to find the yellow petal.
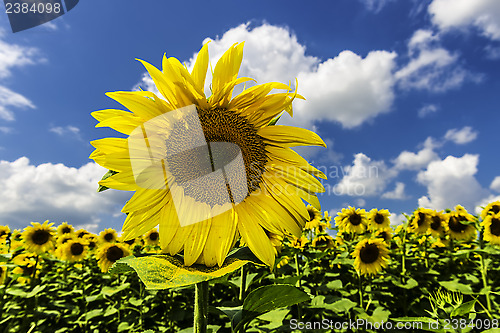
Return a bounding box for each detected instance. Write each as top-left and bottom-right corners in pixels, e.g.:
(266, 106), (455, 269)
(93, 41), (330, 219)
(90, 138), (128, 155)
(106, 91), (173, 120)
(212, 42), (244, 97)
(258, 126), (327, 148)
(191, 42), (210, 92)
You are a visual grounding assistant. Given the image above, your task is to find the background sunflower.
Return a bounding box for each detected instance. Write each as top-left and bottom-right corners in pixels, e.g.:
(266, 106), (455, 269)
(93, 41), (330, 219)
(352, 238), (390, 276)
(22, 221), (56, 254)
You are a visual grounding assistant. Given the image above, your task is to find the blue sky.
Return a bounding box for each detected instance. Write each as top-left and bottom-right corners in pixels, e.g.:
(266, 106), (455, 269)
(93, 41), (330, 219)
(1, 0), (500, 233)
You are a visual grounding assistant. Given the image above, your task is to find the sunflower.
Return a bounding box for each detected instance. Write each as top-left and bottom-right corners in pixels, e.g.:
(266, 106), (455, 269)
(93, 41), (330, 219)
(311, 235), (334, 251)
(367, 209), (391, 230)
(335, 207), (368, 234)
(290, 235), (309, 250)
(57, 222), (74, 236)
(22, 221), (56, 254)
(480, 201), (500, 220)
(12, 253), (41, 284)
(143, 228), (160, 246)
(99, 228), (118, 244)
(409, 208), (433, 235)
(305, 206), (322, 230)
(374, 227), (393, 244)
(96, 243), (130, 273)
(481, 212), (500, 245)
(83, 234), (99, 251)
(0, 225), (10, 240)
(267, 232), (283, 255)
(61, 239), (87, 262)
(90, 43), (326, 267)
(75, 229), (89, 239)
(352, 238), (390, 276)
(446, 205), (477, 241)
(428, 211), (446, 237)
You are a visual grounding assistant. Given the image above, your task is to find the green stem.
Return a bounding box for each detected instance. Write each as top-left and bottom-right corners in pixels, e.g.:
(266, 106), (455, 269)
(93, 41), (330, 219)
(139, 282), (144, 330)
(194, 281), (209, 333)
(423, 237), (428, 269)
(478, 231), (492, 314)
(294, 253), (302, 319)
(239, 265), (247, 303)
(358, 272), (364, 309)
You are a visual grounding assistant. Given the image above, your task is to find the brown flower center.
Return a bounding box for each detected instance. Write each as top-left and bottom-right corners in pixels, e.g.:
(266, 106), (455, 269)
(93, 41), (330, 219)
(359, 243), (380, 264)
(448, 216), (468, 233)
(430, 216), (442, 231)
(490, 218), (500, 236)
(349, 213), (362, 226)
(62, 227), (72, 234)
(106, 246), (124, 262)
(374, 213), (385, 225)
(149, 232), (159, 241)
(417, 212), (426, 227)
(104, 233), (114, 242)
(32, 229), (50, 245)
(164, 107), (267, 206)
(70, 243), (84, 256)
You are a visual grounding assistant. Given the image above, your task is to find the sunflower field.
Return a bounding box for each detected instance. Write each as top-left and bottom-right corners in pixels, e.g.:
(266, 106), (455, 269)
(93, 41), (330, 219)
(1, 202), (500, 333)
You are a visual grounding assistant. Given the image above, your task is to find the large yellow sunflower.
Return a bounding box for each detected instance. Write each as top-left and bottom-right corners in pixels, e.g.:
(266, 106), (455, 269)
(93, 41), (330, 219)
(428, 210), (446, 237)
(481, 212), (500, 245)
(446, 205), (477, 241)
(90, 43), (326, 267)
(352, 238), (390, 276)
(0, 225), (10, 240)
(143, 228), (160, 246)
(334, 206), (368, 234)
(99, 228), (118, 244)
(61, 239), (88, 262)
(22, 221), (56, 254)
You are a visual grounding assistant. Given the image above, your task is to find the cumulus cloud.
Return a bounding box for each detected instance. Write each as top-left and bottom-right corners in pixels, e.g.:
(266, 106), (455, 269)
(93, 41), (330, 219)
(429, 0), (500, 40)
(333, 153), (397, 197)
(0, 157), (131, 230)
(0, 86), (35, 121)
(382, 182), (408, 200)
(490, 176), (500, 192)
(0, 32), (42, 121)
(390, 213), (406, 226)
(418, 104), (439, 118)
(417, 154), (489, 211)
(395, 29), (477, 92)
(0, 126), (12, 134)
(49, 125), (82, 140)
(137, 23), (398, 129)
(393, 137), (440, 171)
(444, 126), (478, 144)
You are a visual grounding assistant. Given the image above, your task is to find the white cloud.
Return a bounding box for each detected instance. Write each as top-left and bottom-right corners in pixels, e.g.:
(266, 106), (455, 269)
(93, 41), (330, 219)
(418, 104), (439, 118)
(393, 137), (440, 171)
(0, 86), (35, 121)
(0, 126), (12, 134)
(359, 0), (395, 12)
(395, 29), (477, 92)
(429, 0), (500, 40)
(49, 125), (82, 140)
(417, 154), (489, 211)
(334, 153), (396, 196)
(484, 45), (500, 59)
(137, 23), (398, 129)
(490, 176), (500, 192)
(390, 213), (406, 226)
(356, 198), (366, 207)
(0, 157), (131, 230)
(382, 182), (408, 200)
(0, 32), (41, 121)
(295, 50), (397, 128)
(444, 126), (478, 144)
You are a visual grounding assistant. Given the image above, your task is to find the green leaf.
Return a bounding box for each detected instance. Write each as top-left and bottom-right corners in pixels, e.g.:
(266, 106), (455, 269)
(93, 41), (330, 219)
(268, 113), (282, 126)
(104, 306), (119, 317)
(439, 280), (473, 294)
(392, 277), (418, 289)
(101, 283), (130, 296)
(97, 170), (118, 192)
(254, 309), (289, 329)
(117, 322), (133, 332)
(451, 300), (476, 317)
(326, 279), (343, 290)
(85, 309), (102, 321)
(328, 298), (357, 313)
(243, 284), (310, 315)
(109, 247), (264, 289)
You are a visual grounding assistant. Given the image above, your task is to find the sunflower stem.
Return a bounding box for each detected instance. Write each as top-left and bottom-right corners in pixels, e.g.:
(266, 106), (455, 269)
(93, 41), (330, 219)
(358, 272), (364, 309)
(194, 281), (209, 333)
(239, 265), (247, 303)
(478, 230), (492, 314)
(294, 253), (302, 319)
